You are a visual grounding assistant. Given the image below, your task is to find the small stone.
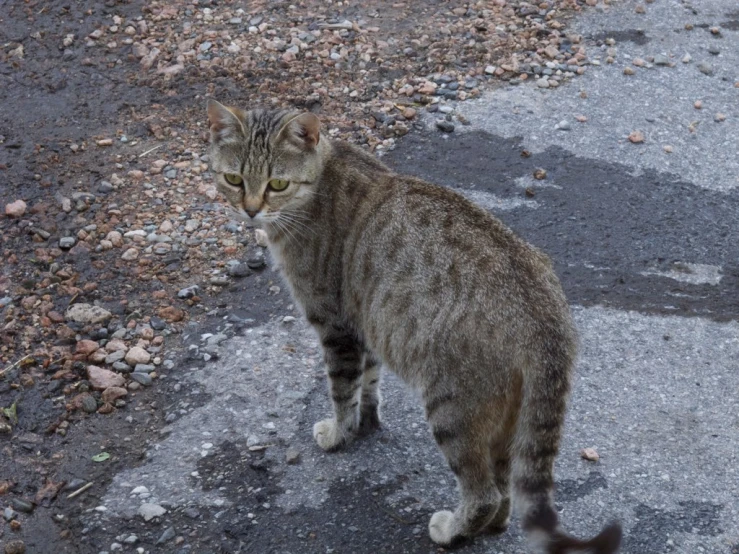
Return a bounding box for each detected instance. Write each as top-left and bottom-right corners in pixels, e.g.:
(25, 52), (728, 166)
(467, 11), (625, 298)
(681, 53), (691, 63)
(150, 316), (166, 330)
(632, 58), (645, 67)
(628, 130), (645, 144)
(4, 540), (26, 554)
(635, 4), (645, 13)
(709, 26), (720, 35)
(282, 316), (296, 324)
(133, 364), (155, 374)
(76, 340), (100, 356)
(125, 347), (151, 365)
(81, 394), (99, 413)
(654, 54), (669, 66)
(121, 247), (139, 261)
(138, 503), (166, 521)
(184, 219), (200, 233)
(575, 115), (588, 123)
(156, 527), (176, 545)
(694, 100), (703, 109)
(11, 499), (34, 514)
(66, 304), (112, 325)
(132, 486), (149, 495)
(533, 168), (547, 180)
(536, 77), (550, 88)
(102, 387), (127, 403)
(714, 113), (726, 122)
(285, 448), (301, 465)
(96, 138), (113, 146)
(623, 67), (635, 75)
(254, 229), (268, 247)
(697, 63), (713, 76)
(228, 263), (251, 278)
(4, 200), (27, 218)
(59, 237), (76, 249)
(580, 447), (600, 462)
(210, 276), (230, 286)
(184, 507), (200, 519)
(178, 285), (199, 299)
(484, 65), (496, 75)
(131, 372), (152, 386)
(707, 45), (720, 56)
(435, 120), (455, 133)
(555, 120), (571, 131)
(246, 250), (266, 270)
(106, 231), (123, 246)
(402, 107), (417, 120)
(663, 145), (673, 153)
(87, 365), (125, 390)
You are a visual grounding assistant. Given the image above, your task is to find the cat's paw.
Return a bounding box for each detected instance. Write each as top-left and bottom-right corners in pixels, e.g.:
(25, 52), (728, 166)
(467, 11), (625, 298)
(428, 510), (456, 545)
(313, 418), (349, 451)
(484, 499), (510, 535)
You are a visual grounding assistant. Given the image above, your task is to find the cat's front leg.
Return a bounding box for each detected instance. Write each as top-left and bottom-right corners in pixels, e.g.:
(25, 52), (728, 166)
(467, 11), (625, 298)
(313, 329), (364, 451)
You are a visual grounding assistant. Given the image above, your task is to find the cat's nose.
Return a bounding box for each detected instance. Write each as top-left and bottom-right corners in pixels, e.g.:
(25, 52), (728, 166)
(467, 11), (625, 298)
(245, 209), (259, 218)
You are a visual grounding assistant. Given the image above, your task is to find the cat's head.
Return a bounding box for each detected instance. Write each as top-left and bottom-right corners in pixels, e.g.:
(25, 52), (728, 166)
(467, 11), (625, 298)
(206, 100), (325, 228)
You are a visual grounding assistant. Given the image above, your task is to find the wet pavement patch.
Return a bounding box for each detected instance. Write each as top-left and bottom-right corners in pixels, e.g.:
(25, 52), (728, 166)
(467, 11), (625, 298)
(623, 502), (723, 553)
(589, 29), (650, 45)
(383, 130), (739, 321)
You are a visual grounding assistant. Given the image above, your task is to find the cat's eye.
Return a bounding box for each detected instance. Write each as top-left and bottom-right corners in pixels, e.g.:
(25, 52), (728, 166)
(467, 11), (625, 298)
(268, 178), (290, 191)
(224, 173), (243, 185)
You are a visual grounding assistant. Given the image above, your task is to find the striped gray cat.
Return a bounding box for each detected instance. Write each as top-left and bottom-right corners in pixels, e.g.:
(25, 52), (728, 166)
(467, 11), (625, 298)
(206, 99), (622, 553)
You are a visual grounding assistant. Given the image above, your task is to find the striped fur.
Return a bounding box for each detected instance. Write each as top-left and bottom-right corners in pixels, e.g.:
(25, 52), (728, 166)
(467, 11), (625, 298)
(207, 101), (622, 553)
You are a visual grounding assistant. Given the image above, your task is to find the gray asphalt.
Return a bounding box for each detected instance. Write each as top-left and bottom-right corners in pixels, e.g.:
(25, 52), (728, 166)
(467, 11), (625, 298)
(77, 1), (738, 553)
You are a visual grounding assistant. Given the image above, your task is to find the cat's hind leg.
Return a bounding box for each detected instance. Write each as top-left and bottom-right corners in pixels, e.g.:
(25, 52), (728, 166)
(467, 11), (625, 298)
(313, 330), (363, 451)
(358, 351), (382, 435)
(425, 394), (502, 545)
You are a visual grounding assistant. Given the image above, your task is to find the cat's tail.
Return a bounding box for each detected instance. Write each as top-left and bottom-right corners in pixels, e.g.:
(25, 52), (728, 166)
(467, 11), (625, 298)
(511, 332), (622, 554)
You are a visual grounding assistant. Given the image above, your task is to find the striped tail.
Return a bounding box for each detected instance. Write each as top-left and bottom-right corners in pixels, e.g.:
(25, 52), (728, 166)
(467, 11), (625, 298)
(512, 335), (622, 554)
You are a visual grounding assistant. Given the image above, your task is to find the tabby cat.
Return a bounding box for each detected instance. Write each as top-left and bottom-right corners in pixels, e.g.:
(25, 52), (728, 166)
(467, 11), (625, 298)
(206, 99), (622, 552)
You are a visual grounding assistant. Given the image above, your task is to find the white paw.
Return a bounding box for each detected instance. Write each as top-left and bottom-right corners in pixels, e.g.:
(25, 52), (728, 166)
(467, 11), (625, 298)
(313, 418), (346, 451)
(429, 510), (455, 545)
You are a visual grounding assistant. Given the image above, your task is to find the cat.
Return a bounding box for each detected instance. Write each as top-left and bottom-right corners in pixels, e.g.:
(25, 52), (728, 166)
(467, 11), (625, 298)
(206, 99), (622, 553)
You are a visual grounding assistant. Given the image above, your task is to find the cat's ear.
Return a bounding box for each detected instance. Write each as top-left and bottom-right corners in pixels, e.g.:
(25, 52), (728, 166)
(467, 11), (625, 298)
(281, 113), (321, 150)
(207, 99), (246, 145)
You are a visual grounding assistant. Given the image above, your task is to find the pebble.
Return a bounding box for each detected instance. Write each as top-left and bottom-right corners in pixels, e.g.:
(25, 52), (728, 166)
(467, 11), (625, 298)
(246, 250), (266, 269)
(228, 263), (251, 278)
(536, 77), (550, 88)
(184, 219), (200, 233)
(623, 67), (635, 75)
(555, 120), (571, 131)
(663, 145), (674, 153)
(285, 448), (301, 464)
(125, 347), (151, 365)
(11, 499), (34, 514)
(121, 247), (139, 261)
(156, 527), (176, 545)
(693, 100), (702, 110)
(59, 237), (76, 249)
(4, 200), (27, 218)
(654, 54), (669, 66)
(697, 63), (713, 76)
(628, 130), (645, 144)
(3, 508), (16, 521)
(714, 113), (726, 122)
(178, 285), (199, 299)
(134, 364), (155, 374)
(533, 168), (547, 180)
(130, 372), (153, 386)
(254, 229), (268, 247)
(681, 53), (691, 63)
(4, 540), (26, 554)
(580, 447), (600, 462)
(707, 45), (720, 55)
(113, 362), (131, 373)
(81, 395), (99, 413)
(210, 276), (230, 286)
(184, 507), (200, 519)
(88, 366), (126, 390)
(123, 535), (139, 544)
(435, 120), (455, 133)
(102, 387), (128, 403)
(150, 316), (166, 330)
(138, 503), (166, 521)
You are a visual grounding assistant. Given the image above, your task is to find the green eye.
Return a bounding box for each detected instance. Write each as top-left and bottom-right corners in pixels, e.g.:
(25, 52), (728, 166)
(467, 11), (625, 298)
(224, 173), (243, 185)
(268, 178), (289, 191)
